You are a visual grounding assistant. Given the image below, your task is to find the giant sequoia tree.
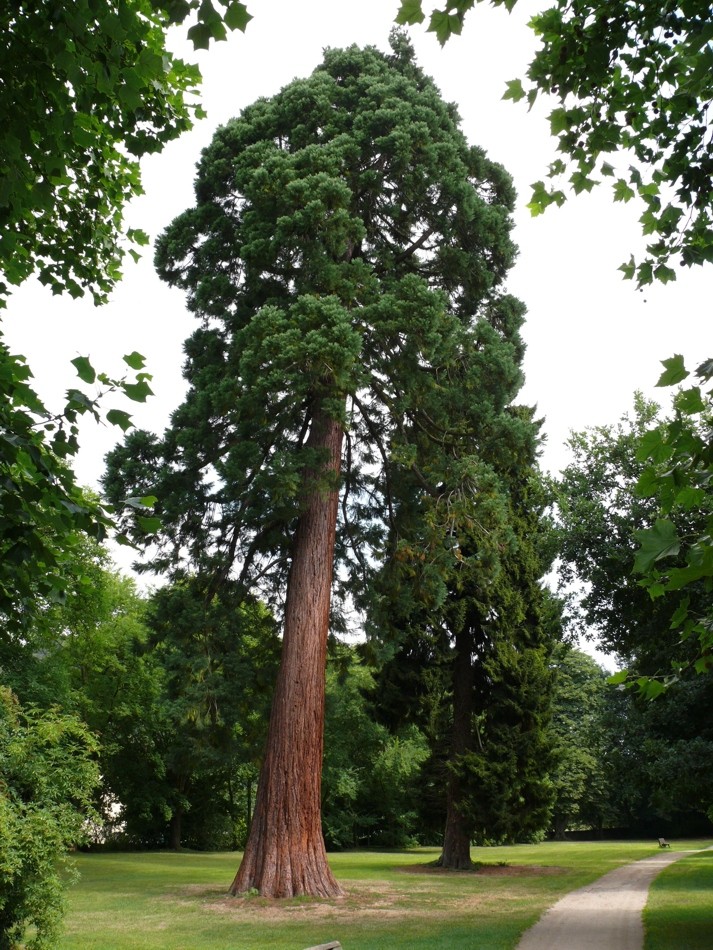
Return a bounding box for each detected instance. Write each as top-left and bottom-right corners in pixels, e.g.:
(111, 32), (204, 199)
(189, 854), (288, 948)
(106, 33), (525, 897)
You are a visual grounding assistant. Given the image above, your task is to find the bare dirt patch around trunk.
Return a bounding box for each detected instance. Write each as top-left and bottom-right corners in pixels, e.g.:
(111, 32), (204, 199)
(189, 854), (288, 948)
(168, 868), (546, 927)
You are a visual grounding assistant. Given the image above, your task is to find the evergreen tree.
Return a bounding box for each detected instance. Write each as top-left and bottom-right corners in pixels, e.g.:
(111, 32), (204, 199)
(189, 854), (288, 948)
(106, 33), (524, 896)
(373, 464), (559, 866)
(439, 472), (558, 860)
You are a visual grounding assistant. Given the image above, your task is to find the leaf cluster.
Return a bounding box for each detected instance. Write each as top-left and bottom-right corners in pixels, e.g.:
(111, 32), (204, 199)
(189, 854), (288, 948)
(397, 0), (713, 285)
(1, 1), (253, 305)
(396, 0), (516, 46)
(0, 342), (156, 630)
(525, 0), (713, 284)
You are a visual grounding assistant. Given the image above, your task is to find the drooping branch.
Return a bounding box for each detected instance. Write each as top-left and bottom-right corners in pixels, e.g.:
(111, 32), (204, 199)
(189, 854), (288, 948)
(352, 392), (396, 532)
(340, 428), (370, 576)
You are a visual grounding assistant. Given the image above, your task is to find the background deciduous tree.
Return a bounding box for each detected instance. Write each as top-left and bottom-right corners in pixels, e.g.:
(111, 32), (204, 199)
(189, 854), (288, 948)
(322, 646), (429, 850)
(142, 579), (279, 850)
(557, 394), (712, 685)
(631, 358), (713, 683)
(548, 646), (615, 839)
(0, 688), (99, 950)
(557, 402), (713, 831)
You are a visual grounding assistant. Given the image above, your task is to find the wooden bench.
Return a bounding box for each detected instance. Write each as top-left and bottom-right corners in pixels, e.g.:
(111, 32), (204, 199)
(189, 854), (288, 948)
(658, 837), (671, 848)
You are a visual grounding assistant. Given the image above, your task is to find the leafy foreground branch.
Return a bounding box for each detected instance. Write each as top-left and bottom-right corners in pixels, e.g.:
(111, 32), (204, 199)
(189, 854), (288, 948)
(0, 343), (155, 630)
(1, 1), (247, 628)
(1, 1), (251, 304)
(397, 0), (713, 286)
(628, 356), (713, 694)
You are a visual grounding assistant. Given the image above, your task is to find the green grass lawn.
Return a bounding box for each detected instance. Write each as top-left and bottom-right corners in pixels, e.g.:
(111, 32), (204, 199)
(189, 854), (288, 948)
(644, 846), (713, 950)
(57, 839), (713, 950)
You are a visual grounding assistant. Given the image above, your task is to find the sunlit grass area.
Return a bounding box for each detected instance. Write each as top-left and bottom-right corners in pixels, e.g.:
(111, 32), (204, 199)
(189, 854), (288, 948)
(645, 846), (713, 950)
(58, 840), (713, 950)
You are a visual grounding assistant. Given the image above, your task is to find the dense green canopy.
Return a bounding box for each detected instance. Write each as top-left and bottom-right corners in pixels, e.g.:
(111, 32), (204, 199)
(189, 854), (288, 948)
(107, 33), (527, 606)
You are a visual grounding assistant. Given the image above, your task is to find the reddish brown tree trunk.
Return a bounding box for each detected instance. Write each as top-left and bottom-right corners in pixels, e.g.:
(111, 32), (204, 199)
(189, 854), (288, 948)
(230, 407), (345, 898)
(438, 625), (475, 870)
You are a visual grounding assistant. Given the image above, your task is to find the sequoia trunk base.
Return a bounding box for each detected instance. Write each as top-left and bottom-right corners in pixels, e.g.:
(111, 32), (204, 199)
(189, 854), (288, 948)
(230, 408), (344, 899)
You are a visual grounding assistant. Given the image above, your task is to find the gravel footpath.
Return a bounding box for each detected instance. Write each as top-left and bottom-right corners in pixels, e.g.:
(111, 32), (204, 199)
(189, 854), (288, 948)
(516, 850), (693, 950)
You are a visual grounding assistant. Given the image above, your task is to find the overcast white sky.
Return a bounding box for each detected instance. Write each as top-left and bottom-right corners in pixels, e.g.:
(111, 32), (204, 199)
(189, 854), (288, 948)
(4, 0), (708, 578)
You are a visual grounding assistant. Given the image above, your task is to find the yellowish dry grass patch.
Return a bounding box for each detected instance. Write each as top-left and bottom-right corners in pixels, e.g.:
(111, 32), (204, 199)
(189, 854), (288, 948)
(163, 865), (565, 928)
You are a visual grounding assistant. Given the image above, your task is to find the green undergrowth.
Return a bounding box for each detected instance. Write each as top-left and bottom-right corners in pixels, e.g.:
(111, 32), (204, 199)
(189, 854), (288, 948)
(644, 847), (713, 950)
(56, 840), (713, 950)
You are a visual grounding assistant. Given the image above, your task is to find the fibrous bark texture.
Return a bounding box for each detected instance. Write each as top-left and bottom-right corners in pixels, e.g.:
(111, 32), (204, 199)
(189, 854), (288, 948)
(230, 409), (345, 898)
